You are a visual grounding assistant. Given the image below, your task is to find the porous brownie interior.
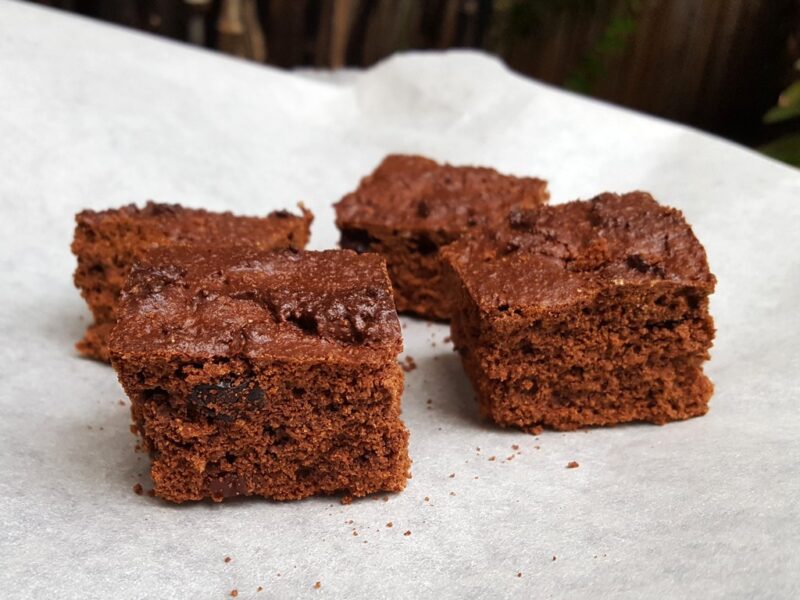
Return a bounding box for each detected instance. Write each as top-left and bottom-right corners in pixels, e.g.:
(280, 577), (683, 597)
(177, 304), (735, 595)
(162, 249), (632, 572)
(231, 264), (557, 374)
(109, 247), (410, 502)
(451, 282), (715, 431)
(115, 357), (408, 502)
(340, 225), (458, 319)
(444, 192), (716, 431)
(335, 154), (548, 320)
(72, 201), (312, 361)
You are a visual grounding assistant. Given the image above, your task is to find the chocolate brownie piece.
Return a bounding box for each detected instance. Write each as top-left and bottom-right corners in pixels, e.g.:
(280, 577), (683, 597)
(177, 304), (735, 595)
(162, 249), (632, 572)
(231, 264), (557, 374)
(71, 201), (312, 362)
(108, 247), (410, 503)
(334, 155), (548, 320)
(442, 192), (716, 431)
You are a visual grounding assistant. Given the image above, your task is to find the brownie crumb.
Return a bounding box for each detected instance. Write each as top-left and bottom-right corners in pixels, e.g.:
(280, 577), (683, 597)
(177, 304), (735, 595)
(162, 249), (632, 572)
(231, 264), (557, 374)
(552, 556), (557, 561)
(400, 355), (417, 372)
(352, 531), (358, 536)
(386, 522), (393, 528)
(566, 461), (580, 469)
(313, 582), (321, 589)
(404, 530), (412, 536)
(488, 456), (496, 462)
(423, 496), (430, 502)
(132, 483), (143, 495)
(257, 586), (263, 592)
(448, 473), (455, 478)
(511, 444), (519, 450)
(517, 572), (523, 578)
(224, 556), (231, 563)
(230, 590), (238, 597)
(449, 491), (456, 496)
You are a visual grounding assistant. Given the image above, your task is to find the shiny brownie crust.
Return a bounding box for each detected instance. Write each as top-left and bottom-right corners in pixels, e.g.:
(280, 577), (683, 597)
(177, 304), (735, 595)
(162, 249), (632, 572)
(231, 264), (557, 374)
(72, 201), (312, 362)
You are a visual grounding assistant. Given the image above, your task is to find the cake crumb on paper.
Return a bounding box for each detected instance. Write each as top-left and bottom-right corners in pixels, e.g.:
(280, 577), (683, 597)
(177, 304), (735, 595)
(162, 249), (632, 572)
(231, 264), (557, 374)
(400, 355), (417, 372)
(404, 530), (412, 536)
(230, 590), (238, 598)
(566, 461), (579, 469)
(386, 522), (393, 528)
(224, 556), (231, 563)
(313, 581), (321, 589)
(132, 483), (143, 495)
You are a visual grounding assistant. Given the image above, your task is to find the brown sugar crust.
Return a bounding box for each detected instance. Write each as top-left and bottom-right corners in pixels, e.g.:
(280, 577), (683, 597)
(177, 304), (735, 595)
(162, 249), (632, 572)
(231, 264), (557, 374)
(71, 201), (313, 362)
(109, 248), (410, 503)
(442, 192), (716, 431)
(334, 155), (548, 320)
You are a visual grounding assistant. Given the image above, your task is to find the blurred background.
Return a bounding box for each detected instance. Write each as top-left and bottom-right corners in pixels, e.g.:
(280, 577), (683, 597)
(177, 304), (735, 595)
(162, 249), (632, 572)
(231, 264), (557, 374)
(31, 0), (800, 167)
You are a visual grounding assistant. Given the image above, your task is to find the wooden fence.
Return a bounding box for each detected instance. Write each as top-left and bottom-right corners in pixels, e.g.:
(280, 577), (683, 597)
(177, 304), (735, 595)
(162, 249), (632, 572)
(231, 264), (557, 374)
(30, 0), (800, 143)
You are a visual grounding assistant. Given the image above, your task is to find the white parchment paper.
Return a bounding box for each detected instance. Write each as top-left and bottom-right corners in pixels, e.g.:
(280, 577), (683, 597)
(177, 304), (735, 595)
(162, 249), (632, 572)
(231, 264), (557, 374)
(1, 2), (799, 598)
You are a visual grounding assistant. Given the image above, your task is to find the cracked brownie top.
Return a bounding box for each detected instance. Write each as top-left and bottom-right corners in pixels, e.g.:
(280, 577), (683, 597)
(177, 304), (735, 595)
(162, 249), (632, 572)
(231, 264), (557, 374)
(109, 247), (402, 362)
(334, 154), (549, 234)
(442, 191), (716, 313)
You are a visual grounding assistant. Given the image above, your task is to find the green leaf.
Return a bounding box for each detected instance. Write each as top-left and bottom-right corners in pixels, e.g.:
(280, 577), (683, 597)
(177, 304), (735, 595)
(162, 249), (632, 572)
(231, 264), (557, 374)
(758, 134), (800, 167)
(764, 81), (800, 124)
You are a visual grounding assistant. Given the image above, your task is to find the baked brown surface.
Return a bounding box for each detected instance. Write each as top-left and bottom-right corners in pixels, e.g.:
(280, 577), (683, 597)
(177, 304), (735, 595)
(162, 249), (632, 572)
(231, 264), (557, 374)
(442, 191), (716, 431)
(109, 247), (410, 503)
(334, 154), (548, 320)
(71, 201), (312, 362)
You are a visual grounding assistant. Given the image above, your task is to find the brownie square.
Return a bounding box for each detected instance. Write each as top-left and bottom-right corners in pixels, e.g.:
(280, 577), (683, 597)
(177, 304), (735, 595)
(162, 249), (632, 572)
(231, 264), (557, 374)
(71, 201), (312, 362)
(108, 247), (410, 503)
(334, 154), (548, 320)
(442, 192), (716, 431)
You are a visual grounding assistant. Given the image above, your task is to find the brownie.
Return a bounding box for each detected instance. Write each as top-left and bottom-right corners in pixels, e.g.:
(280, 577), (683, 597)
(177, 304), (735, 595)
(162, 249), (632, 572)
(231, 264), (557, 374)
(71, 201), (313, 362)
(334, 154), (549, 320)
(108, 247), (410, 503)
(441, 192), (716, 431)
